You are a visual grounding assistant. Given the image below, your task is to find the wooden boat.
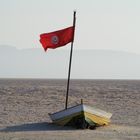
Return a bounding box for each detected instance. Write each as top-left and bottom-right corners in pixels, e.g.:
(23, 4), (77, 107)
(49, 102), (112, 129)
(40, 11), (113, 129)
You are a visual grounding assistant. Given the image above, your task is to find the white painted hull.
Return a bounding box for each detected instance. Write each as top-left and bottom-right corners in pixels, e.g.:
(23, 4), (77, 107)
(49, 104), (112, 128)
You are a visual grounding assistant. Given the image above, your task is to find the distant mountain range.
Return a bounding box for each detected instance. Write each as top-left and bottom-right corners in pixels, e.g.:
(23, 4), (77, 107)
(0, 45), (140, 79)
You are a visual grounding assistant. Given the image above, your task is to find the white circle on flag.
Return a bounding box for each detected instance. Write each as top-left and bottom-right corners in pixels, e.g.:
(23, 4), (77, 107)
(51, 35), (59, 44)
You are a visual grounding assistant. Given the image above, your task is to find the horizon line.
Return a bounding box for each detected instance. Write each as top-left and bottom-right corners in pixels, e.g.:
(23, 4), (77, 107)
(0, 77), (140, 81)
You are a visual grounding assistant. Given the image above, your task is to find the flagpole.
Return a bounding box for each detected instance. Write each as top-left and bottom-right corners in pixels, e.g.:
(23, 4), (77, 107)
(65, 11), (76, 109)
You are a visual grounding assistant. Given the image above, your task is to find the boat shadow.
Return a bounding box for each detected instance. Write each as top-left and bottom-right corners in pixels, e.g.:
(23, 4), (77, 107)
(0, 122), (76, 132)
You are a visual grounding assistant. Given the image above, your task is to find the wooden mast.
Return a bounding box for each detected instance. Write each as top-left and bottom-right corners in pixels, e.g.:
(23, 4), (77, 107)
(65, 11), (76, 109)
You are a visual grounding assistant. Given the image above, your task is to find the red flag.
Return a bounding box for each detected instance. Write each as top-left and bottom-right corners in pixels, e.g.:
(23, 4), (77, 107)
(39, 26), (74, 51)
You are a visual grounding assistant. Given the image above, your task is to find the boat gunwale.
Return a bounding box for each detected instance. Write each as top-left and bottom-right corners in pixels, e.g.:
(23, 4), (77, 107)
(49, 104), (112, 121)
(49, 104), (83, 116)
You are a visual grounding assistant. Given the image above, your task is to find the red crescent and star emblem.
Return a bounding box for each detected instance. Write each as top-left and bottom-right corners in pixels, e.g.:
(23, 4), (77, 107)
(51, 35), (59, 44)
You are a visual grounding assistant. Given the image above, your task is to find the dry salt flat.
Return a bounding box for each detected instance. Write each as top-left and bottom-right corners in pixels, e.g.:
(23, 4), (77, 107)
(0, 79), (140, 140)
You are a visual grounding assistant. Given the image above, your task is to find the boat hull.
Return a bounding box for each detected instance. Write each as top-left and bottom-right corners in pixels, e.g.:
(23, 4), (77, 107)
(49, 104), (112, 128)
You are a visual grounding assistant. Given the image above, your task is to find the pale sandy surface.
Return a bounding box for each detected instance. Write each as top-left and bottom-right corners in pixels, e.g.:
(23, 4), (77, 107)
(0, 79), (140, 140)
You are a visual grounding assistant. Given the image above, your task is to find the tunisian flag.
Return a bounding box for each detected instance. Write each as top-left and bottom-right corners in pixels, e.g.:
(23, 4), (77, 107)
(39, 26), (74, 51)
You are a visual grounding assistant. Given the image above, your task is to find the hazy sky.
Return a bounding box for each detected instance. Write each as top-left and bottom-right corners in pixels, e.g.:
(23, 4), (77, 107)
(0, 0), (140, 54)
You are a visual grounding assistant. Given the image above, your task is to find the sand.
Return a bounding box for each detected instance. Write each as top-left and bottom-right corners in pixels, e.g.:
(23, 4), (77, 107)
(0, 79), (140, 140)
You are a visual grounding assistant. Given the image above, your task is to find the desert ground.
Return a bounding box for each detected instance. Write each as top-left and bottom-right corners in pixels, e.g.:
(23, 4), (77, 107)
(0, 79), (140, 140)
